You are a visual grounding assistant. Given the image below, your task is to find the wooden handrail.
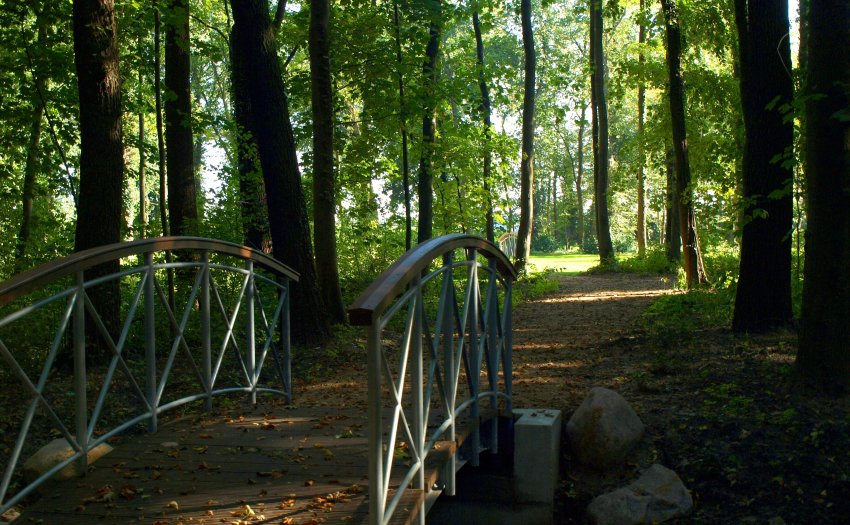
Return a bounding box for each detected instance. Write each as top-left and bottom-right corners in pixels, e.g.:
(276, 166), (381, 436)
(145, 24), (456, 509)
(0, 236), (299, 308)
(348, 234), (517, 326)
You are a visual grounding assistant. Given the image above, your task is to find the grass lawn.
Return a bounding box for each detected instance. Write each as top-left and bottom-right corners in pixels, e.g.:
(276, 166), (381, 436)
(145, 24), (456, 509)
(527, 253), (601, 275)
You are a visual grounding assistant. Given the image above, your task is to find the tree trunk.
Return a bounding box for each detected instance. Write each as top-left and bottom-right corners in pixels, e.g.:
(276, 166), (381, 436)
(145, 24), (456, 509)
(576, 105), (586, 249)
(661, 0), (705, 286)
(164, 0), (197, 237)
(229, 31), (269, 252)
(392, 0), (412, 250)
(590, 0), (614, 263)
(732, 0), (794, 332)
(17, 95), (44, 262)
(72, 0), (124, 352)
(416, 0), (441, 244)
(309, 0), (345, 324)
(230, 0), (331, 346)
(636, 0), (647, 256)
(664, 147), (681, 261)
(138, 69), (147, 239)
(473, 8), (495, 243)
(515, 0), (535, 272)
(795, 0), (850, 393)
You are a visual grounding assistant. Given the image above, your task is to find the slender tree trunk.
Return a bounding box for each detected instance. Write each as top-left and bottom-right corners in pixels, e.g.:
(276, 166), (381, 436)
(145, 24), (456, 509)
(416, 0), (441, 244)
(138, 70), (147, 239)
(17, 96), (44, 262)
(392, 0), (412, 250)
(230, 0), (331, 345)
(795, 0), (850, 393)
(590, 0), (614, 263)
(155, 9), (168, 238)
(732, 0), (794, 332)
(576, 105), (586, 249)
(72, 0), (124, 352)
(309, 0), (345, 324)
(636, 0), (647, 256)
(515, 0), (535, 271)
(164, 0), (197, 237)
(661, 0), (705, 286)
(473, 7), (495, 243)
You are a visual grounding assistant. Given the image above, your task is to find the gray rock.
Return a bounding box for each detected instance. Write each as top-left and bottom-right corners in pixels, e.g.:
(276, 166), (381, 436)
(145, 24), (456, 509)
(566, 387), (644, 468)
(586, 464), (693, 525)
(23, 437), (113, 486)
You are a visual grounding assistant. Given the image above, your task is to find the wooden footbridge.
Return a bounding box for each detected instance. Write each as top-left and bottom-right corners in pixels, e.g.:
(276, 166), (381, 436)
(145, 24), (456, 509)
(0, 235), (515, 525)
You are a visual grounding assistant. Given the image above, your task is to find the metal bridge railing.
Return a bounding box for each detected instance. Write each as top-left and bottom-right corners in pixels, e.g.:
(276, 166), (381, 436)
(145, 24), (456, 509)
(349, 234), (517, 525)
(0, 237), (298, 514)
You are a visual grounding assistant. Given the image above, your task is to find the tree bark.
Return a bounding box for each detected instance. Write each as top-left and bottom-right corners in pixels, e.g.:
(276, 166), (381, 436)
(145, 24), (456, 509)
(309, 0), (345, 324)
(664, 146), (681, 261)
(636, 0), (647, 256)
(138, 69), (147, 239)
(590, 0), (614, 263)
(416, 0), (441, 244)
(732, 0), (794, 332)
(661, 0), (705, 286)
(576, 105), (586, 249)
(515, 0), (535, 272)
(473, 7), (495, 243)
(392, 0), (412, 250)
(72, 0), (124, 352)
(164, 0), (197, 237)
(795, 0), (850, 393)
(16, 93), (44, 262)
(230, 0), (331, 346)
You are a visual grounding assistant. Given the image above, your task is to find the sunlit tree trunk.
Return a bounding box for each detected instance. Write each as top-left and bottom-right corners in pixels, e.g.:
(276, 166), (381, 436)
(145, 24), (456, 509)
(796, 0), (850, 394)
(416, 0), (441, 244)
(732, 0), (794, 332)
(473, 7), (495, 243)
(309, 0), (345, 324)
(576, 105), (586, 249)
(590, 0), (614, 263)
(515, 0), (535, 272)
(661, 0), (705, 286)
(392, 0), (412, 250)
(636, 0), (647, 257)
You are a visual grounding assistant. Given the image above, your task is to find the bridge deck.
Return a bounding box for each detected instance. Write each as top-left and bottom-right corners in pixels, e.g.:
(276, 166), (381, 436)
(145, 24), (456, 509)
(16, 404), (489, 525)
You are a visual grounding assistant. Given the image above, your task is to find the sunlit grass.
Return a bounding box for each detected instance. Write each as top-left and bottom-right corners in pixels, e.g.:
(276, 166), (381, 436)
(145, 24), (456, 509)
(527, 253), (601, 275)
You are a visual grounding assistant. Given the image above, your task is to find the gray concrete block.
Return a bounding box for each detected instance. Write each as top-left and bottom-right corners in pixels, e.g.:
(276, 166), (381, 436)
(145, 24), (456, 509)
(513, 408), (562, 504)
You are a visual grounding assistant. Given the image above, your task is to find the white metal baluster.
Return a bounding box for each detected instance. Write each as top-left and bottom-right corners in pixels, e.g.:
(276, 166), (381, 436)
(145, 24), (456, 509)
(282, 279), (292, 403)
(145, 253), (157, 432)
(73, 271), (88, 472)
(246, 260), (256, 404)
(201, 251), (212, 411)
(412, 276), (425, 525)
(367, 321), (384, 525)
(487, 259), (499, 454)
(504, 280), (513, 414)
(441, 253), (456, 495)
(467, 249), (480, 466)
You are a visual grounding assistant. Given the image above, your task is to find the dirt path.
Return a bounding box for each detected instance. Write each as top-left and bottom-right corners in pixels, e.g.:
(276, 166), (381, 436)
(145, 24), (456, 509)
(511, 273), (674, 411)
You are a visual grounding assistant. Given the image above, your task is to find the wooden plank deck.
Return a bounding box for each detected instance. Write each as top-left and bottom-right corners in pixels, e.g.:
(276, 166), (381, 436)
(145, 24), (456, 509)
(15, 403), (493, 525)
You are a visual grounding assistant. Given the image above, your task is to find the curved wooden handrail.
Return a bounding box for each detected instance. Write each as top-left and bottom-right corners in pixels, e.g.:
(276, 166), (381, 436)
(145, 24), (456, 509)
(348, 234), (517, 326)
(0, 236), (299, 308)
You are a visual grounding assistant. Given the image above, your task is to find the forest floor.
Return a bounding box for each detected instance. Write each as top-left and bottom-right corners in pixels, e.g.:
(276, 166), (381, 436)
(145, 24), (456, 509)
(302, 271), (850, 523)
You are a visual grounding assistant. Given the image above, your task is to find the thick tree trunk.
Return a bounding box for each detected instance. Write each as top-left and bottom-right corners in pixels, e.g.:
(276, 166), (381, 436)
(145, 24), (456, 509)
(164, 0), (197, 237)
(392, 0), (412, 250)
(732, 0), (794, 332)
(590, 0), (614, 263)
(229, 31), (269, 252)
(796, 0), (850, 393)
(73, 0), (124, 353)
(473, 8), (495, 243)
(664, 147), (681, 261)
(230, 0), (331, 346)
(661, 0), (705, 286)
(636, 0), (647, 256)
(416, 0), (441, 244)
(515, 0), (535, 272)
(309, 0), (345, 324)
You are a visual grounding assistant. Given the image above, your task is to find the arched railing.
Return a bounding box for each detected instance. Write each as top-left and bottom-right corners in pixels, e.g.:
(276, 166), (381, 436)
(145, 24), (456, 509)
(0, 237), (297, 514)
(349, 234), (517, 525)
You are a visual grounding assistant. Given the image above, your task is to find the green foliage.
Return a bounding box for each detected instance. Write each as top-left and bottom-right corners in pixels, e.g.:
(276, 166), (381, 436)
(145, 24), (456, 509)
(618, 248), (676, 274)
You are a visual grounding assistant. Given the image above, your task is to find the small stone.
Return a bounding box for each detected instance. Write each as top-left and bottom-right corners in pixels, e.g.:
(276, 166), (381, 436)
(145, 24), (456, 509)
(23, 438), (113, 488)
(586, 464), (693, 525)
(566, 387), (644, 468)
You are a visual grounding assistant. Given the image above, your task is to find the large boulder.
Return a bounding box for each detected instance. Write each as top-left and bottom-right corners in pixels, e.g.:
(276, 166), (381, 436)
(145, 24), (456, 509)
(586, 464), (693, 525)
(23, 437), (113, 487)
(566, 387), (644, 468)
